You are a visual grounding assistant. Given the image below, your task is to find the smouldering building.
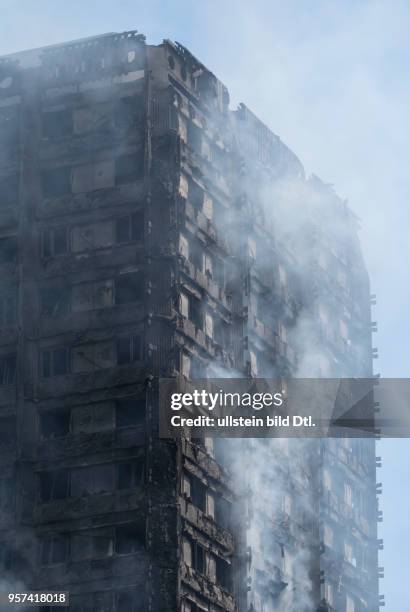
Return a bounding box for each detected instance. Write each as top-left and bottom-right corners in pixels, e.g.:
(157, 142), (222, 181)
(0, 32), (382, 611)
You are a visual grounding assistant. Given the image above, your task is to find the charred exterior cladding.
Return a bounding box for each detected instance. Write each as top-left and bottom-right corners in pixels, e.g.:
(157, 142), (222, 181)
(0, 31), (380, 612)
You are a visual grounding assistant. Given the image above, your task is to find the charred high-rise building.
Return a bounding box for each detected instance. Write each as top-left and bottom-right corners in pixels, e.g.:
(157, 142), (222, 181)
(0, 32), (381, 612)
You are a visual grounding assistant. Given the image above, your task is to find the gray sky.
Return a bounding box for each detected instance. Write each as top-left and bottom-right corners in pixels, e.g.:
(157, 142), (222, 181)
(1, 0), (408, 607)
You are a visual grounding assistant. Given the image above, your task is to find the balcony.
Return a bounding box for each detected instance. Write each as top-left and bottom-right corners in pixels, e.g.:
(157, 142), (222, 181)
(249, 316), (276, 350)
(183, 200), (230, 255)
(176, 316), (216, 357)
(180, 563), (235, 612)
(182, 438), (231, 487)
(179, 258), (231, 310)
(180, 498), (234, 554)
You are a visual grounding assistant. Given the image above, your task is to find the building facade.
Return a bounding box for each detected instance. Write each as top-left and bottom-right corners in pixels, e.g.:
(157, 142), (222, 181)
(0, 32), (381, 611)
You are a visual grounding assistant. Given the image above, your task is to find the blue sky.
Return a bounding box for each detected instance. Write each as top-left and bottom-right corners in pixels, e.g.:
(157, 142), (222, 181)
(2, 0), (409, 607)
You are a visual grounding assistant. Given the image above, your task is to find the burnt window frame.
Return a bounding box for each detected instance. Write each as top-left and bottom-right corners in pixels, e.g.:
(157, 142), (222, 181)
(39, 470), (70, 502)
(39, 533), (70, 566)
(189, 295), (203, 329)
(115, 522), (145, 556)
(0, 353), (16, 385)
(70, 463), (115, 497)
(184, 472), (207, 513)
(117, 458), (145, 490)
(40, 284), (71, 317)
(216, 556), (233, 592)
(41, 346), (70, 378)
(115, 211), (144, 244)
(0, 287), (17, 327)
(116, 334), (142, 365)
(70, 402), (115, 435)
(0, 416), (16, 448)
(215, 496), (232, 531)
(182, 535), (206, 574)
(0, 542), (15, 571)
(0, 476), (14, 510)
(191, 539), (205, 574)
(42, 226), (70, 258)
(39, 409), (71, 440)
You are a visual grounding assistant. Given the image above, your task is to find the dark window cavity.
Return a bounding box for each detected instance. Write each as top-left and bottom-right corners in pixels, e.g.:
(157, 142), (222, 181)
(42, 227), (69, 257)
(0, 543), (14, 571)
(0, 417), (16, 448)
(117, 459), (144, 490)
(216, 496), (232, 531)
(39, 410), (70, 440)
(41, 286), (70, 316)
(40, 534), (70, 565)
(0, 354), (16, 385)
(216, 557), (233, 592)
(190, 474), (206, 512)
(71, 465), (114, 497)
(117, 335), (141, 365)
(0, 289), (16, 326)
(189, 296), (202, 329)
(42, 167), (72, 198)
(192, 540), (205, 574)
(116, 397), (145, 428)
(115, 272), (143, 305)
(41, 347), (70, 378)
(187, 122), (202, 155)
(39, 470), (70, 502)
(0, 236), (17, 264)
(91, 533), (113, 559)
(115, 212), (143, 243)
(0, 478), (14, 510)
(115, 523), (145, 555)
